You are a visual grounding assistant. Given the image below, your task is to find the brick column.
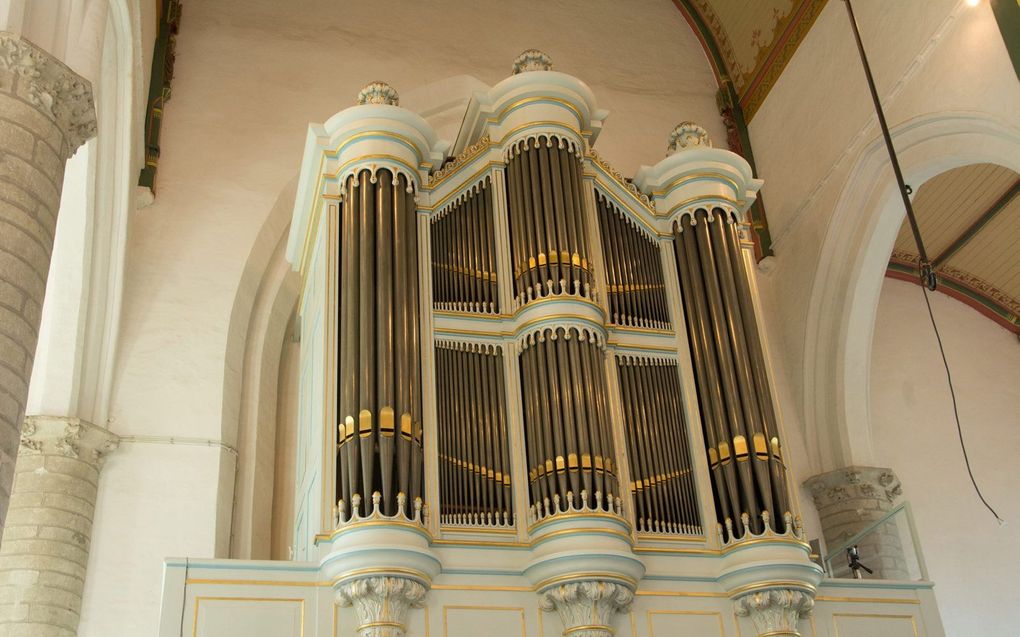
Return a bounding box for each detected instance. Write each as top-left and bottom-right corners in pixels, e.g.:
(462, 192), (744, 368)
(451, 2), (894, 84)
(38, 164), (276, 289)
(0, 32), (96, 528)
(0, 416), (117, 636)
(804, 466), (908, 579)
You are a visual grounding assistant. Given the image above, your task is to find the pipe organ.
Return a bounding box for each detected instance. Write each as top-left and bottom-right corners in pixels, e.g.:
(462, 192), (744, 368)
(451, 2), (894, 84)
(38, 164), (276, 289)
(282, 51), (824, 637)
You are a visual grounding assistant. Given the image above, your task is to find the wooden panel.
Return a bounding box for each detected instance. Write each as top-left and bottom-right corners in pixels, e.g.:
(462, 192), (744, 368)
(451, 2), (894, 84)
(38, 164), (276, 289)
(832, 613), (919, 637)
(193, 597), (304, 637)
(945, 195), (1020, 301)
(443, 606), (526, 637)
(893, 163), (1017, 256)
(646, 610), (726, 636)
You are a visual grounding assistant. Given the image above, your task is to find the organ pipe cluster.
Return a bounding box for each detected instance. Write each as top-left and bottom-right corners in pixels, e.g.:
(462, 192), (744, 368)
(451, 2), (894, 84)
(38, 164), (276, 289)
(435, 341), (513, 526)
(336, 168), (424, 518)
(671, 209), (789, 539)
(617, 356), (701, 534)
(519, 327), (619, 513)
(505, 135), (594, 304)
(431, 179), (499, 314)
(595, 192), (671, 329)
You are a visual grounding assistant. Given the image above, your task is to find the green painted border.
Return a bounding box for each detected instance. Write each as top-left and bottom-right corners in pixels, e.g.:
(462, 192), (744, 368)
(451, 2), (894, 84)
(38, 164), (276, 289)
(990, 0), (1020, 78)
(138, 0), (182, 193)
(887, 261), (1020, 333)
(673, 0), (775, 257)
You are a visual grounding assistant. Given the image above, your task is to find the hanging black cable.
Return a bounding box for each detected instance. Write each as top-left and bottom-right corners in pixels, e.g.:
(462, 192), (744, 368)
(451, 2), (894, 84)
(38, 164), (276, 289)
(843, 0), (1004, 524)
(843, 0), (936, 290)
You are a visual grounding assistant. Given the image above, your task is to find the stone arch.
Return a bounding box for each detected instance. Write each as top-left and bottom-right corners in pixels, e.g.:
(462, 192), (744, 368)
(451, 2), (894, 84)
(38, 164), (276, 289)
(802, 111), (1020, 472)
(220, 178), (301, 559)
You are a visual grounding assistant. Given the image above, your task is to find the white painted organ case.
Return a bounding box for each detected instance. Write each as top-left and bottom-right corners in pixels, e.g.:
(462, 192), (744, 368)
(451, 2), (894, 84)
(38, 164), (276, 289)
(159, 51), (945, 637)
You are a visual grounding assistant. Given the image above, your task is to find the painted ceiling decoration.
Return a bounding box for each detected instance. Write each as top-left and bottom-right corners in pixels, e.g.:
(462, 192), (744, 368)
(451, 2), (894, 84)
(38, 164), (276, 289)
(670, 0), (827, 259)
(673, 0), (829, 121)
(887, 163), (1020, 333)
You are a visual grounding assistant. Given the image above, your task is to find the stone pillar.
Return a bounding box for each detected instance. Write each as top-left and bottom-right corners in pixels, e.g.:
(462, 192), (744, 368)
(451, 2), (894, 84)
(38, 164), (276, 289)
(0, 33), (98, 527)
(0, 416), (117, 636)
(804, 466), (908, 579)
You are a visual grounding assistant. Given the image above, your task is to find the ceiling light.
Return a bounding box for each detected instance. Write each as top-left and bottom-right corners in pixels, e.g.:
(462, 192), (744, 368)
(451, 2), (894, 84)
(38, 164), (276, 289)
(966, 0), (980, 7)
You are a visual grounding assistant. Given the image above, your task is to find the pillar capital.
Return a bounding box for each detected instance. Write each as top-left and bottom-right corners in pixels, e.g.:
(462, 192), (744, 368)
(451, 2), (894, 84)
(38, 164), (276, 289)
(734, 588), (814, 637)
(804, 465), (907, 579)
(335, 576), (427, 637)
(0, 31), (97, 158)
(804, 466), (901, 511)
(539, 580), (633, 637)
(19, 415), (119, 466)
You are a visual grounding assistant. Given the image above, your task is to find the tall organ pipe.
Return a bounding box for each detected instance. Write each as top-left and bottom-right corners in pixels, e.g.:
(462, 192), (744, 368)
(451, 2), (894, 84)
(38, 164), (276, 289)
(671, 210), (790, 539)
(336, 168), (423, 518)
(519, 327), (618, 514)
(435, 342), (513, 526)
(617, 357), (702, 535)
(595, 192), (670, 329)
(505, 136), (593, 303)
(430, 179), (498, 313)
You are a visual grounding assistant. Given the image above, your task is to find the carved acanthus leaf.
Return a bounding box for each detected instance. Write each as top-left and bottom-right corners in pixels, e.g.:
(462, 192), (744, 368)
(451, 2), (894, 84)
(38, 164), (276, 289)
(539, 581), (633, 637)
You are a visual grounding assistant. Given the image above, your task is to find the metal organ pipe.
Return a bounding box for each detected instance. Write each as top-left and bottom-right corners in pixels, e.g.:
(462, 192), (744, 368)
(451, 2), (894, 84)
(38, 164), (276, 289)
(430, 179), (498, 314)
(595, 192), (670, 329)
(519, 327), (620, 515)
(336, 168), (423, 518)
(505, 136), (592, 304)
(671, 210), (790, 540)
(435, 342), (513, 527)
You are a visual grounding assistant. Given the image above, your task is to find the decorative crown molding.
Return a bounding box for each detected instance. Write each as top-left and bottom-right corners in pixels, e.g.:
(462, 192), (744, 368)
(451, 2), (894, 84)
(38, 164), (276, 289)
(19, 416), (119, 465)
(539, 581), (633, 637)
(356, 81), (399, 106)
(336, 576), (427, 637)
(734, 588), (814, 637)
(0, 32), (97, 157)
(512, 49), (553, 74)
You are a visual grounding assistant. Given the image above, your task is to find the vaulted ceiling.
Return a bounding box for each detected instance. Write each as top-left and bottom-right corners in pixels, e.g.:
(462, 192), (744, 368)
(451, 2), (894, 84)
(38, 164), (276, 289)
(672, 0), (828, 120)
(889, 163), (1020, 332)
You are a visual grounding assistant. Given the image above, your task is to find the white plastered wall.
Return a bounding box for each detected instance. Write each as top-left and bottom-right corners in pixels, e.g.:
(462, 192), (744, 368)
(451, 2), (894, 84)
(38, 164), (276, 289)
(737, 0), (1019, 633)
(80, 0), (727, 632)
(869, 278), (1020, 634)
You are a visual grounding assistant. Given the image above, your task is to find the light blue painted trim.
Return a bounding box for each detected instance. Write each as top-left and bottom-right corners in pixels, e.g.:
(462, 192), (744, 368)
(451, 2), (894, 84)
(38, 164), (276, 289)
(430, 542), (530, 551)
(497, 100), (585, 129)
(715, 562), (822, 583)
(530, 530), (633, 550)
(819, 578), (935, 590)
(164, 561), (319, 573)
(642, 574), (717, 583)
(315, 523), (433, 546)
(722, 539), (811, 558)
(326, 133), (424, 167)
(524, 552), (643, 575)
(441, 568), (524, 577)
(319, 547), (442, 571)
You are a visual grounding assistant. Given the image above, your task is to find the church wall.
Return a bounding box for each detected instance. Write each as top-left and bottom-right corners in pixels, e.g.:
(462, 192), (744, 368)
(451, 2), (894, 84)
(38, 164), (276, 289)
(747, 0), (1018, 474)
(738, 0), (1019, 632)
(80, 0), (728, 633)
(869, 278), (1020, 635)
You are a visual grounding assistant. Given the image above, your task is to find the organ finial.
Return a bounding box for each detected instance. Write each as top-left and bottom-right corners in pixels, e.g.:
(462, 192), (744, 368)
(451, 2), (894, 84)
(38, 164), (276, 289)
(356, 81), (399, 106)
(667, 121), (711, 155)
(512, 49), (553, 74)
